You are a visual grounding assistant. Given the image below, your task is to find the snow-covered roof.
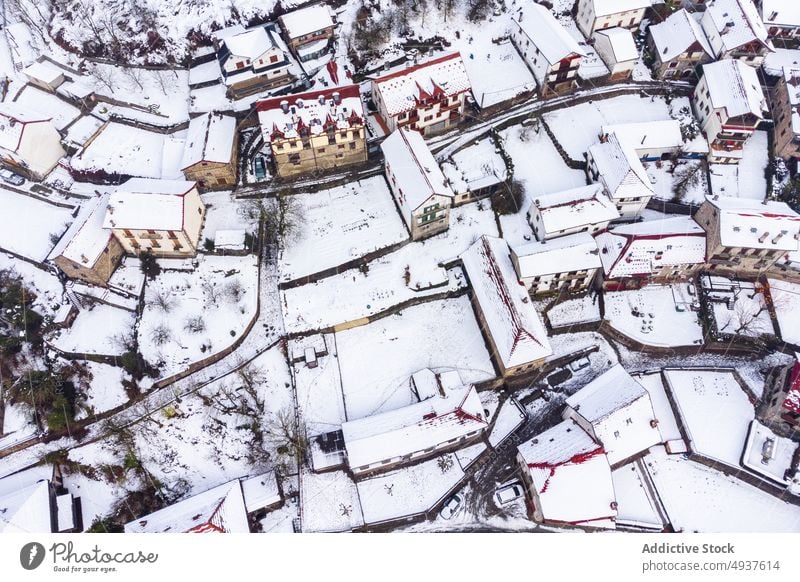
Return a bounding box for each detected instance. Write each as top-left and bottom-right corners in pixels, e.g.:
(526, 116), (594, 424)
(781, 67), (800, 136)
(0, 480), (52, 533)
(588, 133), (653, 199)
(703, 0), (773, 53)
(125, 478), (250, 533)
(761, 0), (800, 28)
(23, 60), (64, 85)
(372, 52), (472, 117)
(590, 0), (650, 17)
(411, 368), (440, 401)
(214, 229), (246, 250)
(48, 193), (114, 267)
(0, 102), (52, 153)
(513, 232), (601, 278)
(181, 112), (236, 170)
(700, 59), (766, 119)
(221, 26), (276, 60)
(593, 27), (638, 64)
(513, 3), (585, 67)
(602, 119), (708, 155)
(239, 473), (282, 513)
(650, 9), (713, 62)
(103, 179), (196, 232)
(705, 195), (800, 251)
(256, 84), (364, 143)
(595, 216), (706, 278)
(517, 420), (616, 528)
(460, 236), (553, 369)
(532, 183), (620, 236)
(565, 364), (662, 465)
(279, 3), (335, 40)
(341, 385), (487, 469)
(381, 127), (454, 212)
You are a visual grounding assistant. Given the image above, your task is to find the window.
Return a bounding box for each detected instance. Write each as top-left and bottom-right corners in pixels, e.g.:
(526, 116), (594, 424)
(197, 207), (202, 215)
(338, 144), (345, 149)
(270, 55), (279, 63)
(151, 239), (161, 248)
(289, 153), (301, 164)
(168, 231), (178, 240)
(349, 142), (357, 150)
(173, 242), (183, 251)
(123, 229), (134, 238)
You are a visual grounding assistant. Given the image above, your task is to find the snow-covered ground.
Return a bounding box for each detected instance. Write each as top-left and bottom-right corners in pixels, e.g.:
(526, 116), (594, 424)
(293, 335), (348, 437)
(70, 123), (167, 180)
(709, 281), (774, 339)
(768, 278), (800, 346)
(708, 131), (769, 200)
(646, 159), (709, 205)
(0, 189), (72, 261)
(301, 469), (364, 532)
(0, 253), (66, 317)
(488, 398), (525, 447)
(547, 295), (601, 328)
(49, 304), (136, 356)
(80, 362), (129, 415)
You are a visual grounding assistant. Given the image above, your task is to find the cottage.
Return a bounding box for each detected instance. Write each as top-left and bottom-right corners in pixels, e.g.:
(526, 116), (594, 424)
(648, 9), (714, 80)
(517, 419), (616, 529)
(103, 178), (206, 257)
(592, 27), (638, 79)
(256, 85), (366, 178)
(215, 24), (294, 97)
(370, 52), (472, 136)
(0, 468), (81, 533)
(22, 60), (66, 92)
(694, 195), (800, 275)
(440, 144), (507, 206)
(761, 0), (800, 40)
(0, 102), (65, 180)
(510, 2), (585, 95)
(601, 120), (708, 160)
(381, 127), (455, 240)
(511, 232), (602, 295)
(692, 59), (766, 164)
(528, 183), (620, 241)
(279, 3), (336, 62)
(180, 112), (239, 190)
(341, 385), (487, 477)
(701, 0), (773, 66)
(594, 216), (707, 286)
(586, 133), (654, 220)
(48, 194), (124, 287)
(772, 68), (800, 160)
(575, 0), (650, 37)
(563, 365), (662, 466)
(461, 236), (553, 377)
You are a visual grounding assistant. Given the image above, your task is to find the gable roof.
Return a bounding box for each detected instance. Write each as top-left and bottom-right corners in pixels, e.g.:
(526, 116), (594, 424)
(0, 480), (52, 533)
(181, 112), (237, 170)
(761, 0), (800, 28)
(703, 0), (773, 53)
(279, 3), (335, 39)
(513, 232), (602, 279)
(649, 9), (713, 62)
(48, 193), (114, 268)
(103, 179), (196, 232)
(221, 26), (276, 60)
(705, 195), (800, 251)
(513, 3), (585, 67)
(460, 236), (552, 369)
(594, 27), (639, 63)
(532, 183), (620, 235)
(588, 133), (653, 198)
(700, 59), (766, 119)
(0, 102), (52, 153)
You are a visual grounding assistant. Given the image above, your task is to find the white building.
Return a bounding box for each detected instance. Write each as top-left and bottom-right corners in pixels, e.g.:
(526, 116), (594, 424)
(587, 133), (654, 220)
(701, 0), (773, 65)
(563, 364), (662, 466)
(575, 0), (651, 38)
(381, 127), (455, 240)
(601, 120), (709, 160)
(648, 9), (714, 81)
(0, 102), (65, 180)
(510, 2), (585, 95)
(215, 24), (294, 94)
(511, 232), (602, 295)
(592, 27), (638, 79)
(278, 3), (336, 62)
(528, 183), (620, 241)
(761, 0), (800, 39)
(517, 419), (617, 529)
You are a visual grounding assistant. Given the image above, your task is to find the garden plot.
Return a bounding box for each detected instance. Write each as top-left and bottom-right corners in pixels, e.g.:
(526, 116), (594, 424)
(15, 85), (81, 130)
(646, 159), (709, 205)
(335, 297), (496, 421)
(70, 123), (166, 180)
(0, 189), (72, 261)
(645, 447), (800, 533)
(137, 254), (259, 378)
(0, 253), (66, 317)
(292, 335), (348, 437)
(80, 362), (128, 416)
(605, 285), (704, 347)
(705, 278), (774, 339)
(708, 131), (768, 200)
(301, 469), (364, 532)
(767, 278), (800, 346)
(49, 304), (135, 356)
(200, 191), (259, 245)
(547, 295), (601, 328)
(663, 369), (754, 467)
(278, 176), (408, 282)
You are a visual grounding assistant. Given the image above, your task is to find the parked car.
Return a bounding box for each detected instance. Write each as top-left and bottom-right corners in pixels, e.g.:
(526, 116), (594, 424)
(440, 493), (464, 520)
(0, 169), (25, 186)
(253, 157), (267, 180)
(494, 481), (524, 505)
(568, 356), (591, 373)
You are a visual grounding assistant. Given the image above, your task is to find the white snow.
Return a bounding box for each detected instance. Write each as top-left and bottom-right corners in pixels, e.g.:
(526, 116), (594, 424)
(708, 131), (769, 200)
(0, 189), (72, 262)
(547, 295), (601, 328)
(768, 278), (800, 346)
(612, 462), (663, 530)
(49, 304), (135, 356)
(301, 469), (363, 532)
(488, 398), (525, 447)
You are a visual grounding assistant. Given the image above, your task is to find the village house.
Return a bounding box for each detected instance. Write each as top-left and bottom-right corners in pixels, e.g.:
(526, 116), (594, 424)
(694, 195), (800, 275)
(0, 467), (82, 533)
(22, 59), (66, 92)
(370, 52), (472, 136)
(760, 356), (800, 434)
(586, 133), (654, 220)
(256, 85), (366, 178)
(510, 3), (585, 96)
(461, 236), (553, 378)
(48, 193), (124, 287)
(771, 68), (800, 160)
(381, 127), (455, 240)
(341, 385), (487, 477)
(601, 120), (709, 160)
(594, 216), (707, 288)
(528, 183), (620, 241)
(440, 147), (507, 206)
(517, 419), (617, 529)
(103, 178), (206, 257)
(0, 102), (65, 180)
(278, 3), (336, 62)
(592, 27), (638, 80)
(575, 0), (650, 38)
(180, 112), (239, 190)
(563, 364), (662, 466)
(647, 9), (714, 80)
(700, 0), (774, 66)
(760, 0), (800, 40)
(692, 59), (766, 164)
(125, 473), (281, 533)
(511, 232), (602, 295)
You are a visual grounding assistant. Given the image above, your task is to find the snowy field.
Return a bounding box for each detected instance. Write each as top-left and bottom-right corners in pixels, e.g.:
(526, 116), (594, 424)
(278, 176), (408, 282)
(0, 189), (72, 261)
(0, 253), (66, 317)
(547, 295), (601, 328)
(15, 85), (81, 130)
(301, 470), (364, 532)
(292, 335), (348, 437)
(49, 304), (135, 356)
(605, 285), (704, 347)
(708, 132), (769, 200)
(663, 369), (754, 467)
(138, 255), (259, 378)
(768, 278), (800, 346)
(80, 362), (128, 415)
(70, 123), (166, 179)
(334, 297), (496, 421)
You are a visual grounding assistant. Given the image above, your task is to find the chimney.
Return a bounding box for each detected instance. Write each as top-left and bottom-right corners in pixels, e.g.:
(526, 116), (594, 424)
(280, 100), (289, 113)
(296, 98), (304, 109)
(332, 91), (341, 105)
(772, 232), (784, 245)
(758, 232), (769, 244)
(318, 94), (326, 105)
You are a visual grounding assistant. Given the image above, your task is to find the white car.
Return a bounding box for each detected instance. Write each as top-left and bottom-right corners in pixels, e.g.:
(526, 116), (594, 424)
(494, 482), (523, 505)
(440, 493), (464, 519)
(0, 169), (24, 186)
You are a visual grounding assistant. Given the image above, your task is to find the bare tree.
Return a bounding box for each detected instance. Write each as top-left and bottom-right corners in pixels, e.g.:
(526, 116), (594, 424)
(183, 315), (206, 334)
(223, 279), (246, 304)
(265, 407), (308, 459)
(147, 289), (176, 313)
(201, 280), (221, 306)
(149, 324), (172, 346)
